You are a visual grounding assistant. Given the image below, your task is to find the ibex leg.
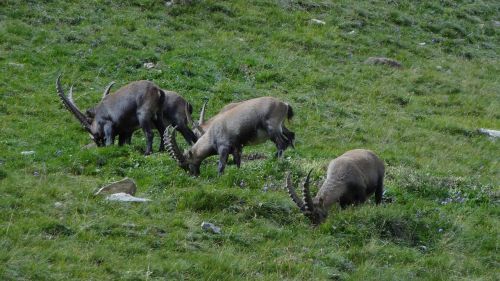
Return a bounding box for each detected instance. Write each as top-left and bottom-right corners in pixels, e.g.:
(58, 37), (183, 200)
(138, 112), (154, 155)
(217, 146), (230, 176)
(153, 113), (166, 151)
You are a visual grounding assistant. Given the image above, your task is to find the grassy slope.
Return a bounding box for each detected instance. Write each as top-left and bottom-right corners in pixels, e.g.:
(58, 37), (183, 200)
(1, 0), (499, 280)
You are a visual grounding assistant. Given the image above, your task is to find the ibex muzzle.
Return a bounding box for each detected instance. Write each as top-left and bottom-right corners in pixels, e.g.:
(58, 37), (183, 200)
(286, 149), (385, 225)
(165, 97), (295, 176)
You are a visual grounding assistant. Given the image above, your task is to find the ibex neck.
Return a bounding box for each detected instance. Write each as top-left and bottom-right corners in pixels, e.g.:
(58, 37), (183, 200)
(191, 135), (216, 161)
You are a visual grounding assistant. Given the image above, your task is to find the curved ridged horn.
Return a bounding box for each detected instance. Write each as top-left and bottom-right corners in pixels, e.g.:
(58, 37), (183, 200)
(286, 172), (305, 211)
(164, 125), (187, 169)
(56, 75), (92, 133)
(302, 169), (315, 214)
(198, 100), (207, 125)
(101, 81), (115, 100)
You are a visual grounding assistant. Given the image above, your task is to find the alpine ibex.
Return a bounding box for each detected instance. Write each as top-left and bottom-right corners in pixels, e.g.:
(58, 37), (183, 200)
(192, 98), (295, 154)
(97, 84), (198, 146)
(56, 75), (167, 155)
(286, 149), (385, 225)
(165, 97), (295, 176)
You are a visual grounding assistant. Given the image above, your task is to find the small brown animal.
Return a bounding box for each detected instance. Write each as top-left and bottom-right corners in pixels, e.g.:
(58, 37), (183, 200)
(164, 96), (295, 176)
(286, 149), (385, 225)
(57, 75), (166, 155)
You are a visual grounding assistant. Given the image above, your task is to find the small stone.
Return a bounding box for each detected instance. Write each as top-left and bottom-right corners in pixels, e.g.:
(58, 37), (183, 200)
(310, 19), (326, 25)
(143, 62), (155, 69)
(419, 42), (426, 46)
(54, 202), (64, 208)
(33, 171), (40, 177)
(55, 150), (63, 157)
(105, 193), (151, 202)
(82, 143), (96, 149)
(478, 128), (500, 138)
(348, 30), (356, 35)
(438, 228), (443, 233)
(419, 245), (428, 252)
(8, 62), (24, 68)
(201, 222), (221, 234)
(493, 21), (500, 27)
(95, 178), (137, 196)
(21, 151), (35, 155)
(364, 57), (402, 68)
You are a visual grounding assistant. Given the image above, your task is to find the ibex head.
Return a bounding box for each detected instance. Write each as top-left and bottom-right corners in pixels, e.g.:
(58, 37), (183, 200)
(56, 75), (114, 147)
(164, 125), (201, 176)
(286, 170), (328, 225)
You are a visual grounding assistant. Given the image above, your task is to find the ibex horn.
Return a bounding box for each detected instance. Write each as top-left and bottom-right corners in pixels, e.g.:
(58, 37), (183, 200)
(56, 75), (92, 133)
(302, 169), (315, 214)
(101, 81), (115, 100)
(285, 172), (306, 211)
(164, 125), (188, 170)
(198, 100), (207, 125)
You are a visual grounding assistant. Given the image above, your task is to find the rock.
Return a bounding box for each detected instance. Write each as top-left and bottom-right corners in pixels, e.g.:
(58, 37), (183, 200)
(95, 178), (137, 196)
(105, 193), (151, 202)
(143, 62), (155, 69)
(244, 152), (267, 161)
(310, 19), (326, 25)
(201, 222), (221, 234)
(21, 151), (35, 155)
(8, 62), (24, 68)
(54, 202), (64, 208)
(82, 143), (96, 149)
(478, 128), (500, 138)
(364, 57), (402, 68)
(493, 21), (500, 27)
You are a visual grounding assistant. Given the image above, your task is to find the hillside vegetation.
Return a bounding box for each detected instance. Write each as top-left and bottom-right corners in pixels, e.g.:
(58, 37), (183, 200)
(1, 0), (499, 280)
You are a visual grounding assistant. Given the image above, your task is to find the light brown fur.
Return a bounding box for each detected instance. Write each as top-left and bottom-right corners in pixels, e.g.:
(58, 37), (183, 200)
(165, 97), (294, 176)
(286, 149), (385, 225)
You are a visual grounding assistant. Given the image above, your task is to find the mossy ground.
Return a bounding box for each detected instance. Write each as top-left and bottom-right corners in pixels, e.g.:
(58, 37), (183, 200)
(0, 0), (499, 280)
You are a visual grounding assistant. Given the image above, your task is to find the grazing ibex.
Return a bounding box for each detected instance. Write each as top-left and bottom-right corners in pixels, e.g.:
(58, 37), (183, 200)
(192, 98), (295, 153)
(56, 75), (166, 155)
(165, 96), (295, 176)
(98, 84), (198, 146)
(286, 149), (385, 225)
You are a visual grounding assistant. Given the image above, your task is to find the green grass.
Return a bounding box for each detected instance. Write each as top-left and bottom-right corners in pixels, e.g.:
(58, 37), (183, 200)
(1, 0), (499, 280)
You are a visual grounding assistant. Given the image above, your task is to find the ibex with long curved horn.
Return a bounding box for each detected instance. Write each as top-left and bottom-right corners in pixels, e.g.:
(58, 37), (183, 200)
(165, 97), (295, 176)
(99, 83), (198, 146)
(56, 75), (167, 155)
(286, 149), (385, 225)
